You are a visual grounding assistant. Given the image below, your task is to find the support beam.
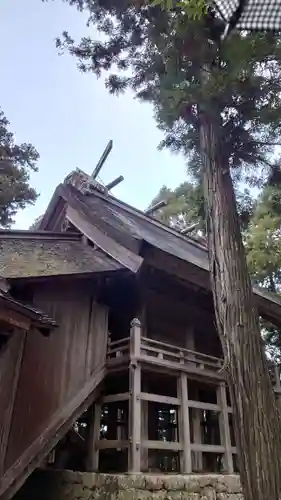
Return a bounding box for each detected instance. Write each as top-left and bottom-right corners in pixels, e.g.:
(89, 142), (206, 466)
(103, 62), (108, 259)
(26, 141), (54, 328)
(217, 382), (234, 473)
(141, 387), (148, 472)
(142, 440), (182, 451)
(95, 440), (129, 450)
(103, 393), (130, 403)
(87, 402), (102, 471)
(192, 408), (203, 472)
(129, 363), (141, 472)
(177, 373), (192, 473)
(138, 304), (148, 472)
(140, 392), (180, 406)
(128, 319), (141, 473)
(185, 326), (203, 472)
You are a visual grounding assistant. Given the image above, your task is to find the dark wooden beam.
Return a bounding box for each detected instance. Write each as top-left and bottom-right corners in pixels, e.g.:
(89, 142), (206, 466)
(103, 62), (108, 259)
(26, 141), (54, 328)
(145, 200), (167, 215)
(92, 140), (113, 180)
(106, 176), (124, 191)
(0, 308), (31, 331)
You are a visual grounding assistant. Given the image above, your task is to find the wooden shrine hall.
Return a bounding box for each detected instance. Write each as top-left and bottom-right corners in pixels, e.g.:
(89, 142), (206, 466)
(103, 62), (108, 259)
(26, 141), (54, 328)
(1, 169), (281, 500)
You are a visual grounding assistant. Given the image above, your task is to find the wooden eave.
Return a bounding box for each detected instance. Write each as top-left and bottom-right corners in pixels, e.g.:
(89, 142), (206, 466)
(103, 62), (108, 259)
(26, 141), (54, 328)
(0, 295), (57, 333)
(37, 184), (143, 274)
(0, 232), (132, 280)
(65, 205), (143, 274)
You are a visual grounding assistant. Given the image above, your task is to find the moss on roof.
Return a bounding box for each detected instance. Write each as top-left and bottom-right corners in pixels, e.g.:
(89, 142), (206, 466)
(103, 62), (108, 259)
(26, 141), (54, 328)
(0, 238), (123, 278)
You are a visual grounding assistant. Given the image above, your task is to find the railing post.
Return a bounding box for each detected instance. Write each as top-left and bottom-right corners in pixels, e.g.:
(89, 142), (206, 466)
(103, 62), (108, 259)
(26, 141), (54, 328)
(177, 373), (192, 473)
(87, 400), (102, 471)
(130, 317), (141, 359)
(217, 382), (233, 473)
(128, 319), (141, 473)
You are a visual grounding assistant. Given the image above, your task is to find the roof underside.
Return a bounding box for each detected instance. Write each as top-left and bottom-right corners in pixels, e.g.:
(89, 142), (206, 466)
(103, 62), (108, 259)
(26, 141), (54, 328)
(0, 237), (124, 279)
(35, 181), (281, 323)
(59, 184), (281, 320)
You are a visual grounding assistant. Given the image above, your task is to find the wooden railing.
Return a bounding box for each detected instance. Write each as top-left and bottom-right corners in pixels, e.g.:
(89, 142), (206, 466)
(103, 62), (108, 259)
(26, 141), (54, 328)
(107, 323), (281, 390)
(96, 319), (281, 475)
(140, 336), (223, 373)
(107, 328), (223, 379)
(107, 337), (130, 362)
(102, 320), (233, 474)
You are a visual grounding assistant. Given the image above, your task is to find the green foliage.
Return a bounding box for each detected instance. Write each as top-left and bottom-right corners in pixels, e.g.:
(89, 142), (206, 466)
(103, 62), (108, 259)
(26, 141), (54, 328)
(148, 181), (205, 233)
(246, 186), (281, 288)
(239, 183), (281, 364)
(56, 0), (281, 366)
(56, 0), (281, 192)
(150, 0), (208, 19)
(150, 181), (255, 234)
(0, 109), (39, 227)
(150, 179), (281, 362)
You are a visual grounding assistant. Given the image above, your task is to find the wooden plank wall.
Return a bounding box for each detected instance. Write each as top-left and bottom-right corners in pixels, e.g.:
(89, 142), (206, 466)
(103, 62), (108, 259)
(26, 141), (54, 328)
(145, 289), (192, 348)
(0, 331), (26, 475)
(145, 289), (220, 356)
(2, 282), (108, 474)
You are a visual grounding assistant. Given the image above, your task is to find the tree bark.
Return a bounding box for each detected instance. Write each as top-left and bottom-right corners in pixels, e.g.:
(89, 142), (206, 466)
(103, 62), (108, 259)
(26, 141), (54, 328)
(200, 113), (281, 500)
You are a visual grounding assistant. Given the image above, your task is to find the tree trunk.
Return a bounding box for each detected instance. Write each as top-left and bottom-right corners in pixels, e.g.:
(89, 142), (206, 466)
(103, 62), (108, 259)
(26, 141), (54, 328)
(200, 113), (281, 500)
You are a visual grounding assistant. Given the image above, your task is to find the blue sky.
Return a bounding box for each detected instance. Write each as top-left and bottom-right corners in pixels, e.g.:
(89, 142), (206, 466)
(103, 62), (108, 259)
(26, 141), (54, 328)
(0, 0), (187, 229)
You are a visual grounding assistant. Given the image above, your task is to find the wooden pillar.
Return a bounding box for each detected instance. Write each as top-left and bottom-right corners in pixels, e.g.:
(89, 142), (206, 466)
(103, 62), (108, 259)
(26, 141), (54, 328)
(128, 318), (141, 473)
(192, 409), (203, 471)
(141, 391), (148, 471)
(185, 325), (203, 471)
(177, 372), (192, 473)
(87, 401), (102, 471)
(217, 382), (233, 473)
(139, 305), (148, 471)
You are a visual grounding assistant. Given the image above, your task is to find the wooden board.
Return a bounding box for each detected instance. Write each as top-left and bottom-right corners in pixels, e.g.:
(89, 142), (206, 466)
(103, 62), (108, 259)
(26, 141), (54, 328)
(0, 330), (26, 474)
(2, 281), (108, 484)
(86, 301), (108, 376)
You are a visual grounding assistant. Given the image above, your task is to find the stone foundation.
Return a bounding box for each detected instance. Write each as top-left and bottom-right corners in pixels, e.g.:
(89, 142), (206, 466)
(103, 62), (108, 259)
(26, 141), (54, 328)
(15, 470), (243, 500)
